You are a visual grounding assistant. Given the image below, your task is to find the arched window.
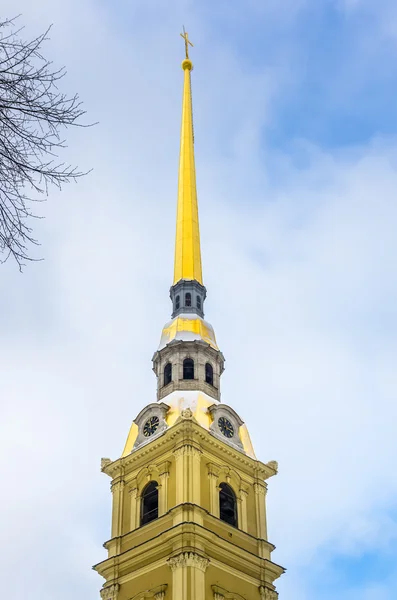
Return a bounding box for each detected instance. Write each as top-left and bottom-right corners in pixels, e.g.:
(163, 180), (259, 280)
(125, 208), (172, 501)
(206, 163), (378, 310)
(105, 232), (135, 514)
(175, 295), (180, 310)
(164, 362), (172, 386)
(141, 481), (159, 526)
(185, 292), (192, 307)
(219, 482), (238, 527)
(205, 363), (214, 386)
(196, 295), (202, 310)
(183, 358), (194, 380)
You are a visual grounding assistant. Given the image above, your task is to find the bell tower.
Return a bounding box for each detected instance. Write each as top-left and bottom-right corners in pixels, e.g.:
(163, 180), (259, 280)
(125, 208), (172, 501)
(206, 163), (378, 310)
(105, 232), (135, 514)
(94, 31), (285, 600)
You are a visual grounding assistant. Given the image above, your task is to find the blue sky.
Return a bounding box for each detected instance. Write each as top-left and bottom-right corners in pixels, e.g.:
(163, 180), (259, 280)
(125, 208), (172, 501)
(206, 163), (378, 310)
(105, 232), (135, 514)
(1, 1), (397, 599)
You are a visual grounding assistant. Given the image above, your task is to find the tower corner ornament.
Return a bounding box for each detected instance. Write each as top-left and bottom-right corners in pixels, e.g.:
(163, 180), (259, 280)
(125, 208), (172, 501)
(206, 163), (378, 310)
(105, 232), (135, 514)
(93, 32), (285, 600)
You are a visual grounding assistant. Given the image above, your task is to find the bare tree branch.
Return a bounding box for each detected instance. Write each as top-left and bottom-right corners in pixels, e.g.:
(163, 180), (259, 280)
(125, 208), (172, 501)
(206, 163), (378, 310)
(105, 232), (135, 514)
(0, 16), (93, 269)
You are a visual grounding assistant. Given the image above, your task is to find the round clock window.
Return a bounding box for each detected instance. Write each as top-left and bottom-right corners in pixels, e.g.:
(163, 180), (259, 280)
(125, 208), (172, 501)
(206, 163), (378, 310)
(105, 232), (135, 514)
(143, 415), (160, 437)
(218, 416), (234, 438)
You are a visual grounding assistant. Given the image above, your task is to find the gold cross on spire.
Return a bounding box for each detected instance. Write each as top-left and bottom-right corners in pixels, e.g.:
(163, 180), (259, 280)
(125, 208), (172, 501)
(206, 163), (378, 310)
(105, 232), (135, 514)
(180, 26), (193, 59)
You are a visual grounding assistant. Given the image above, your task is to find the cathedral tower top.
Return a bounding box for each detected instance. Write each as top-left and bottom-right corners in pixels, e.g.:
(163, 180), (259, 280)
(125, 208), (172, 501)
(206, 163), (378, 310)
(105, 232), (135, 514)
(95, 35), (284, 600)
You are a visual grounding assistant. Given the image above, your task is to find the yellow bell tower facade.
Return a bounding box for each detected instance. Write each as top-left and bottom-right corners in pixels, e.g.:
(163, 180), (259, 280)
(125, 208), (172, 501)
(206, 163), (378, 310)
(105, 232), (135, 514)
(94, 32), (285, 600)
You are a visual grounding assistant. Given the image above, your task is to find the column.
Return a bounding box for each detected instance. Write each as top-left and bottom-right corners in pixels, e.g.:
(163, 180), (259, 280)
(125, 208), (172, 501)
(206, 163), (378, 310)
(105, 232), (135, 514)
(254, 481), (268, 540)
(168, 552), (209, 600)
(110, 478), (125, 538)
(207, 463), (220, 517)
(158, 461), (171, 516)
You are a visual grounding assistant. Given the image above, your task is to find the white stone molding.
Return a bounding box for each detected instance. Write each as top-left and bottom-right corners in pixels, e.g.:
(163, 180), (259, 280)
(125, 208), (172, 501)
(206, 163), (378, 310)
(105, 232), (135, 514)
(100, 583), (119, 600)
(167, 551), (209, 572)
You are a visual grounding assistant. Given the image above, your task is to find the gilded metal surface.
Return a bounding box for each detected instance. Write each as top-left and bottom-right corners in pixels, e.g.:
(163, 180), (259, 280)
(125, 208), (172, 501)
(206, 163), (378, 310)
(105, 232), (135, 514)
(173, 57), (203, 284)
(180, 27), (193, 59)
(159, 315), (218, 350)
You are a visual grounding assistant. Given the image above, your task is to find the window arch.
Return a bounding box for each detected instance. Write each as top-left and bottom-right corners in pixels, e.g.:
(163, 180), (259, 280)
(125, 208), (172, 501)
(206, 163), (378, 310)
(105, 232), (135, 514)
(196, 295), (202, 310)
(183, 358), (194, 380)
(141, 481), (159, 526)
(185, 292), (192, 307)
(205, 362), (214, 386)
(219, 482), (238, 527)
(164, 362), (172, 386)
(175, 295), (180, 310)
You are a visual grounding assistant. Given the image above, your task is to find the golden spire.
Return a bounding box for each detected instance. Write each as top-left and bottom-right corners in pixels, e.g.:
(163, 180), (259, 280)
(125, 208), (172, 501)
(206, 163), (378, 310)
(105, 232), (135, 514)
(173, 29), (203, 285)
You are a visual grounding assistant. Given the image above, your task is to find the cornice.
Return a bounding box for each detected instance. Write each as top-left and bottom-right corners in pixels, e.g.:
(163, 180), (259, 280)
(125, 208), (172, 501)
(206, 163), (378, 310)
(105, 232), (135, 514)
(101, 419), (278, 481)
(94, 505), (278, 576)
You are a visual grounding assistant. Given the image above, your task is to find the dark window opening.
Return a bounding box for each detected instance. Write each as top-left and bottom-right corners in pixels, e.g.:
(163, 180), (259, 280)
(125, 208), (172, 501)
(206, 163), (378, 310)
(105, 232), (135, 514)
(219, 482), (238, 527)
(196, 295), (202, 310)
(205, 363), (214, 386)
(141, 481), (159, 526)
(185, 292), (192, 307)
(175, 295), (180, 310)
(164, 363), (172, 386)
(183, 358), (194, 380)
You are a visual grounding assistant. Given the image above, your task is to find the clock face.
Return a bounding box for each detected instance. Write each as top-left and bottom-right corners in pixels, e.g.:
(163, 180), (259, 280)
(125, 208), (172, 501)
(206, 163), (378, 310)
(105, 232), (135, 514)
(143, 415), (160, 437)
(218, 416), (234, 438)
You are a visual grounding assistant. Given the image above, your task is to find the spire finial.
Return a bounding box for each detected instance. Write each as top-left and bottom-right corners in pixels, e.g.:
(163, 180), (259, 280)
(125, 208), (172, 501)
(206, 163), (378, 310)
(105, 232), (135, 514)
(173, 29), (203, 286)
(180, 26), (193, 59)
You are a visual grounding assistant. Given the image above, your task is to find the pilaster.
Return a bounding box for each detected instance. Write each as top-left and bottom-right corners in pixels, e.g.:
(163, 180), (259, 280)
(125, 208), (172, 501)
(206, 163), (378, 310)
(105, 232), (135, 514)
(173, 443), (202, 506)
(254, 481), (268, 541)
(239, 484), (249, 533)
(207, 462), (220, 517)
(110, 478), (125, 538)
(158, 461), (171, 516)
(128, 481), (138, 531)
(168, 551), (209, 600)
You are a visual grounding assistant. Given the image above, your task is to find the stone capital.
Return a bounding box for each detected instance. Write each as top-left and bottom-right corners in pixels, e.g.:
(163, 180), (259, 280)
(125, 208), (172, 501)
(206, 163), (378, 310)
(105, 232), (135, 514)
(167, 551), (209, 572)
(111, 479), (125, 494)
(158, 461), (171, 477)
(207, 462), (220, 478)
(259, 586), (278, 600)
(254, 482), (267, 496)
(100, 583), (119, 600)
(173, 444), (202, 459)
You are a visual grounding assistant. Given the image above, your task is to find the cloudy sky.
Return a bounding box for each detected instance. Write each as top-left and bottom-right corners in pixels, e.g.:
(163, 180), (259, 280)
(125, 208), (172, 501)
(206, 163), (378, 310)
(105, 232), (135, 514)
(1, 0), (397, 598)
